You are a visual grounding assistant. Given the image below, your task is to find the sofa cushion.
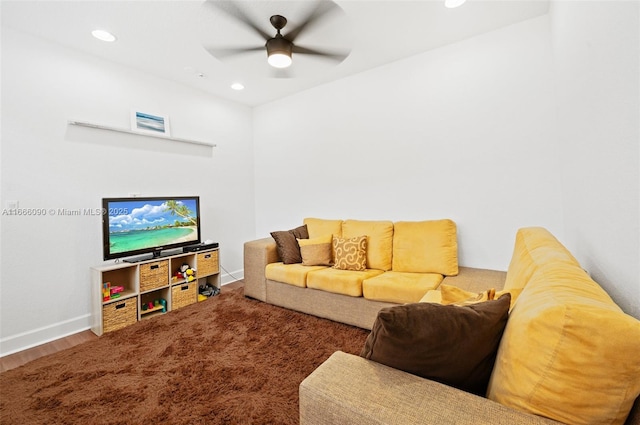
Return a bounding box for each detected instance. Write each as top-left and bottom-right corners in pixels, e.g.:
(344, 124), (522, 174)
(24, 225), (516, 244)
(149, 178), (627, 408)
(342, 220), (394, 271)
(307, 268), (384, 297)
(487, 228), (640, 425)
(298, 234), (333, 266)
(392, 219), (458, 276)
(270, 224), (308, 264)
(333, 235), (367, 271)
(303, 218), (343, 239)
(420, 289), (444, 304)
(363, 271), (443, 304)
(503, 226), (579, 291)
(361, 294), (511, 396)
(432, 284), (522, 310)
(265, 262), (327, 288)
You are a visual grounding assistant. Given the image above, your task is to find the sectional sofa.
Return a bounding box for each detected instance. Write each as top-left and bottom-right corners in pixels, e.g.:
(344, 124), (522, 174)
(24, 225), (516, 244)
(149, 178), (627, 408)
(244, 220), (640, 425)
(244, 217), (505, 329)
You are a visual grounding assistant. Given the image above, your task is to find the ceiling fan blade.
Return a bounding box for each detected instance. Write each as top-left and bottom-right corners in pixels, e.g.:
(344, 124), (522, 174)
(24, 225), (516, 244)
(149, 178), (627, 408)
(206, 46), (264, 59)
(284, 1), (337, 43)
(292, 45), (349, 62)
(204, 0), (271, 41)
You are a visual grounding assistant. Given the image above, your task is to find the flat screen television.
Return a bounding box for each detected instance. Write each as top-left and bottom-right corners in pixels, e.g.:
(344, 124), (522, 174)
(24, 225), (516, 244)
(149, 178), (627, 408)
(102, 196), (201, 261)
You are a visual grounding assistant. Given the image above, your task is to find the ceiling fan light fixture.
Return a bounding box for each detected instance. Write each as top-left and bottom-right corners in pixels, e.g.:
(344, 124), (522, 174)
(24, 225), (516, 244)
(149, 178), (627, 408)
(266, 36), (293, 68)
(268, 53), (292, 68)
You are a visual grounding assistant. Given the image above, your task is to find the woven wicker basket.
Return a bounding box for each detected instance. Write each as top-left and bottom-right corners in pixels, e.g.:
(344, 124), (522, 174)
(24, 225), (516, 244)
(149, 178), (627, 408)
(103, 298), (137, 333)
(172, 282), (196, 310)
(139, 260), (169, 292)
(197, 251), (219, 277)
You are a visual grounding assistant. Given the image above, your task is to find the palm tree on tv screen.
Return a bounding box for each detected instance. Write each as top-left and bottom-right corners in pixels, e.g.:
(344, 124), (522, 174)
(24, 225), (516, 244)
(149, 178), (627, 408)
(164, 200), (197, 226)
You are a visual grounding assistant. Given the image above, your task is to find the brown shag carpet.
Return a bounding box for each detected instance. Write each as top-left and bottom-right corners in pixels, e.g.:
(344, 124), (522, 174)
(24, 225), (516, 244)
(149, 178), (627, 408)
(0, 288), (369, 425)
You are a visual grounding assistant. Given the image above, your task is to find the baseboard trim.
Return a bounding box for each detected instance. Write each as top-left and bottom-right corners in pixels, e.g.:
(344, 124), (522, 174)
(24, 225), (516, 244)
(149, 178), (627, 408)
(0, 314), (92, 357)
(220, 268), (244, 285)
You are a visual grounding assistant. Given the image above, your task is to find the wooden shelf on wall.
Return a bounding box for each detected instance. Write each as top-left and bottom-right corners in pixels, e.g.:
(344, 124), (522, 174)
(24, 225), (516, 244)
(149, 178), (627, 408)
(67, 120), (217, 147)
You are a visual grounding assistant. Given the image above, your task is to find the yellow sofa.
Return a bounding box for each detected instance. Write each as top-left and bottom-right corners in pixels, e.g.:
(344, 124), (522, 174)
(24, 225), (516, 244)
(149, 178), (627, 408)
(299, 227), (640, 425)
(243, 217), (505, 329)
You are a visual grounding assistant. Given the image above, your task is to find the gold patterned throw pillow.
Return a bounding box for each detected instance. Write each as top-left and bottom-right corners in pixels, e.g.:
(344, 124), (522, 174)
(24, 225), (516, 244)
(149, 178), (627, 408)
(333, 235), (367, 271)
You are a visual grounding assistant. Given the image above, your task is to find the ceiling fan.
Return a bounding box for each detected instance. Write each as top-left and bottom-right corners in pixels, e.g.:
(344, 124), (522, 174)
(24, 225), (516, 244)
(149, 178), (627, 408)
(204, 1), (350, 75)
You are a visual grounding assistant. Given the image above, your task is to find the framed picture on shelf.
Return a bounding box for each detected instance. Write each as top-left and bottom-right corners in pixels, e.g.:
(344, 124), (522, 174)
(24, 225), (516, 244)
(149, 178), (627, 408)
(130, 110), (171, 137)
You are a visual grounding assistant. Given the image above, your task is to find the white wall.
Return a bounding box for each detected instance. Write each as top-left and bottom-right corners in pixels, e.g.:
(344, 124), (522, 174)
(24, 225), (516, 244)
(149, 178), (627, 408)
(0, 28), (255, 355)
(253, 16), (562, 271)
(252, 3), (640, 320)
(551, 1), (640, 318)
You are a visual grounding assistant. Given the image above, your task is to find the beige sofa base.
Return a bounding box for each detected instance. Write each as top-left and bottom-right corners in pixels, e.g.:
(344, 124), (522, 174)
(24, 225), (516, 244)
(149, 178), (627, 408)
(300, 351), (564, 425)
(266, 279), (398, 329)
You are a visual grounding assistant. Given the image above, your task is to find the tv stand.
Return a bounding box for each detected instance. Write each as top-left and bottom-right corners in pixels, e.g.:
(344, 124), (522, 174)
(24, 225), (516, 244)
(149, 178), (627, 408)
(91, 247), (220, 335)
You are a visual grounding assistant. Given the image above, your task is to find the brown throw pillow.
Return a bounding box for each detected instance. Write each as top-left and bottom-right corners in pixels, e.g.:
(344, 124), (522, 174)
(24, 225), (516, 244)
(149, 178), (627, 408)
(270, 224), (309, 264)
(360, 294), (511, 396)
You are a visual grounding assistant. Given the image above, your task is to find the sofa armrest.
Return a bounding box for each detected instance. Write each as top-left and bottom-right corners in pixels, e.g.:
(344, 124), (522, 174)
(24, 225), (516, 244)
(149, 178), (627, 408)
(300, 351), (563, 425)
(243, 237), (279, 301)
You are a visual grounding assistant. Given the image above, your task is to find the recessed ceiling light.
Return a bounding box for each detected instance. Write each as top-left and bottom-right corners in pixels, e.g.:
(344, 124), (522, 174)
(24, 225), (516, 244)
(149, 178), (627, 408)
(445, 0), (467, 8)
(91, 29), (117, 42)
(231, 83), (245, 91)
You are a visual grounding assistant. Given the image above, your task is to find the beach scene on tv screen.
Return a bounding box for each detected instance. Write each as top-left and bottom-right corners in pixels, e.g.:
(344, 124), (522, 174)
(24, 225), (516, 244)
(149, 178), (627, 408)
(108, 199), (198, 254)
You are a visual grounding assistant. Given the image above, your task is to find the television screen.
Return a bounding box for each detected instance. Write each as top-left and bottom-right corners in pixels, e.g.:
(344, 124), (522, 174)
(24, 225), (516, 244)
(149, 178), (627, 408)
(102, 196), (201, 261)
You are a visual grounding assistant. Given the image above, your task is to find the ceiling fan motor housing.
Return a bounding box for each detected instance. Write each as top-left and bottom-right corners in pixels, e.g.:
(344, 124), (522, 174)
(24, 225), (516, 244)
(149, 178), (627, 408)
(266, 35), (293, 57)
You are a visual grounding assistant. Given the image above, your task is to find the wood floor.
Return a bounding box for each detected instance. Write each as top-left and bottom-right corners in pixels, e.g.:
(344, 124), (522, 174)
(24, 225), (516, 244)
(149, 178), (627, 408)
(0, 280), (244, 373)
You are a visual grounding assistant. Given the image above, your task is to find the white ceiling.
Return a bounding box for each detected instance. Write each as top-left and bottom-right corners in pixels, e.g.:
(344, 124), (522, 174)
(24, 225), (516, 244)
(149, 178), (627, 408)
(2, 0), (550, 106)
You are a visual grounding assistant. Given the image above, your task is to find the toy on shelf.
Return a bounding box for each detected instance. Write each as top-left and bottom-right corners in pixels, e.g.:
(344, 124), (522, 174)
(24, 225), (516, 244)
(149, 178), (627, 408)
(174, 263), (196, 282)
(110, 285), (124, 300)
(199, 283), (220, 298)
(141, 298), (167, 313)
(103, 283), (126, 302)
(102, 282), (111, 302)
(185, 268), (196, 282)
